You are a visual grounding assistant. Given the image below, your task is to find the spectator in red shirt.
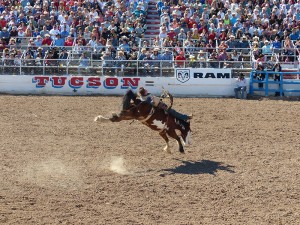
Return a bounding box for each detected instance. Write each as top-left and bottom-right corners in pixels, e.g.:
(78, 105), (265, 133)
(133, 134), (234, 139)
(41, 34), (52, 46)
(64, 36), (74, 47)
(0, 16), (7, 29)
(167, 27), (177, 41)
(188, 17), (198, 29)
(208, 29), (216, 41)
(175, 51), (186, 68)
(198, 19), (208, 34)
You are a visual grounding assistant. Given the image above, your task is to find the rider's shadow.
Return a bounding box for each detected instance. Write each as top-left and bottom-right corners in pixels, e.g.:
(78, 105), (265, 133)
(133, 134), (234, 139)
(160, 159), (235, 176)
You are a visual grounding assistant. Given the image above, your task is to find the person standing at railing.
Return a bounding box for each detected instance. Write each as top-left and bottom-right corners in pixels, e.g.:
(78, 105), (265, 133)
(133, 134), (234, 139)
(234, 73), (247, 99)
(254, 62), (265, 89)
(272, 62), (283, 96)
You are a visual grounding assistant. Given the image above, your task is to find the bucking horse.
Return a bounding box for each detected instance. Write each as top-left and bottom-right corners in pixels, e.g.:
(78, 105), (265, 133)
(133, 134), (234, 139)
(94, 89), (192, 153)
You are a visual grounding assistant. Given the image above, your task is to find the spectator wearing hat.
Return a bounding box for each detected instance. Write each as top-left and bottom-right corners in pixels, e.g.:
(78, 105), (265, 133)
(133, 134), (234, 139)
(239, 35), (250, 54)
(226, 34), (238, 52)
(188, 54), (197, 68)
(167, 27), (177, 41)
(177, 28), (187, 41)
(262, 39), (272, 55)
(150, 47), (162, 67)
(41, 33), (52, 46)
(197, 49), (207, 68)
(234, 73), (247, 99)
(53, 33), (65, 47)
(134, 5), (146, 18)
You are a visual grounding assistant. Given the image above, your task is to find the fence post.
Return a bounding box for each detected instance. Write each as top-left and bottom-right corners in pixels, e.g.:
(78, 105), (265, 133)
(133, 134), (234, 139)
(249, 71), (253, 95)
(265, 71), (269, 96)
(280, 71), (284, 97)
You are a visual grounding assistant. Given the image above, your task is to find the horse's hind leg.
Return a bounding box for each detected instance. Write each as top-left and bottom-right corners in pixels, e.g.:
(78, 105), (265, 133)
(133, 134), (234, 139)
(159, 131), (171, 154)
(167, 130), (184, 153)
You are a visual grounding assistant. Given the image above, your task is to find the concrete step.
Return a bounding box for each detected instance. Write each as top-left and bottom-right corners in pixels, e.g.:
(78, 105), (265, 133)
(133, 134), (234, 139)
(148, 9), (157, 12)
(144, 34), (159, 39)
(146, 14), (160, 18)
(146, 24), (160, 28)
(147, 26), (160, 30)
(145, 31), (160, 35)
(145, 18), (160, 23)
(146, 21), (160, 24)
(147, 10), (159, 14)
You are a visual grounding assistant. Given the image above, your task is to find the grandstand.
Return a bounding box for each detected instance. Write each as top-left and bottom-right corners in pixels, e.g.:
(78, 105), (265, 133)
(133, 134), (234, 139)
(0, 0), (300, 80)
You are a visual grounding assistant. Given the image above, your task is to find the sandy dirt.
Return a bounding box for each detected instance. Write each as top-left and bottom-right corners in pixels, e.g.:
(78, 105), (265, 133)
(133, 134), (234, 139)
(0, 95), (299, 225)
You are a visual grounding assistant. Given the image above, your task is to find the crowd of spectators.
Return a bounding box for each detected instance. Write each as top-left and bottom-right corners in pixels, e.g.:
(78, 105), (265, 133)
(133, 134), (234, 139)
(0, 0), (149, 74)
(155, 0), (300, 69)
(1, 0), (300, 74)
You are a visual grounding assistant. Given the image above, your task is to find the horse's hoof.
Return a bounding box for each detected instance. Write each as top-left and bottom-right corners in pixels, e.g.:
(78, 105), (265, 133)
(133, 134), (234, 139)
(94, 115), (109, 122)
(164, 148), (171, 154)
(164, 145), (171, 154)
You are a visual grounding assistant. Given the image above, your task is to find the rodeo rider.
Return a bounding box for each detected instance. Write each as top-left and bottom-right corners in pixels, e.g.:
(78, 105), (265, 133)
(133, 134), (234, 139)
(137, 87), (193, 121)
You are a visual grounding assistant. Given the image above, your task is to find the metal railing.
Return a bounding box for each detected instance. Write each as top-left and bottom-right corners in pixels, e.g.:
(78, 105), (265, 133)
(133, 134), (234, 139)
(249, 71), (300, 97)
(0, 58), (251, 76)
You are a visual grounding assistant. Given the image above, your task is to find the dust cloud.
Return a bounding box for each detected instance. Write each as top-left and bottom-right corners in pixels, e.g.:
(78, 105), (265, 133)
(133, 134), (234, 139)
(21, 158), (84, 190)
(109, 156), (131, 175)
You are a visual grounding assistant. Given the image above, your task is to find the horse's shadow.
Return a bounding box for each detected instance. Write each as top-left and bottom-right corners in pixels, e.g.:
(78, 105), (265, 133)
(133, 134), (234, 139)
(160, 159), (235, 176)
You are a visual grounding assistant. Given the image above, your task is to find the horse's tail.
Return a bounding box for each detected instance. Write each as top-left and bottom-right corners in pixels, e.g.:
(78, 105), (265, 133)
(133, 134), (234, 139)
(121, 89), (137, 111)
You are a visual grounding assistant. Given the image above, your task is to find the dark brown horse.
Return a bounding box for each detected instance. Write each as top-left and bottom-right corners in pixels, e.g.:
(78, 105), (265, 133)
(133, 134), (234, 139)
(94, 89), (192, 153)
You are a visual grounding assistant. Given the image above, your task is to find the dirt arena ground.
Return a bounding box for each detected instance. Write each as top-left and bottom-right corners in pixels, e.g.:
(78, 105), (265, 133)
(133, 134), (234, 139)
(0, 95), (299, 225)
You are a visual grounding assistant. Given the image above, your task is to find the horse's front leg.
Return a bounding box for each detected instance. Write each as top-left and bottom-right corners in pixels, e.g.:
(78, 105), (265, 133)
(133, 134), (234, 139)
(159, 130), (171, 154)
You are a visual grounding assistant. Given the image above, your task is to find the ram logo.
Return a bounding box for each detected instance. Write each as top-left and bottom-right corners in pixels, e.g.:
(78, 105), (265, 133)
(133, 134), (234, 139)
(176, 69), (190, 83)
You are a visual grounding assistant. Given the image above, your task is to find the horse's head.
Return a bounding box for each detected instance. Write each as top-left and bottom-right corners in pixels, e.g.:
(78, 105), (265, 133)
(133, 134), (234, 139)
(175, 119), (192, 146)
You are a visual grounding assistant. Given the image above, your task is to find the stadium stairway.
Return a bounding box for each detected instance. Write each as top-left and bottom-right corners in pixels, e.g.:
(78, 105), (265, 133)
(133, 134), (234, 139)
(144, 1), (160, 39)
